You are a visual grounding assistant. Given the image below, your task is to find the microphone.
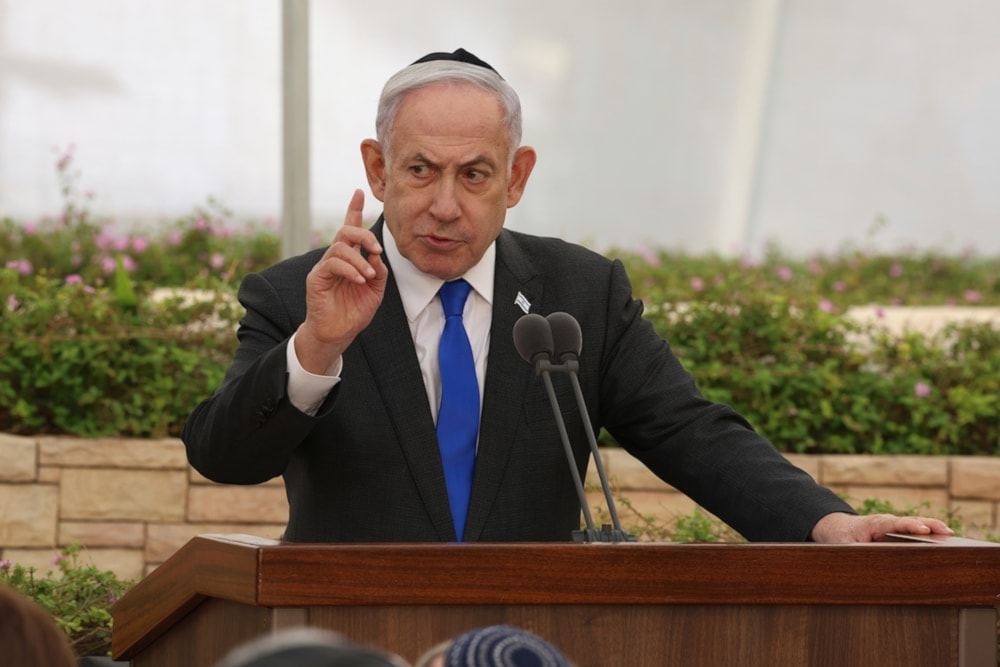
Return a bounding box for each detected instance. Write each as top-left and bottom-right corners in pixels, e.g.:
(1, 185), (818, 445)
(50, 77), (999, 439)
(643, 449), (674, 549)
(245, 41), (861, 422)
(512, 313), (554, 369)
(545, 312), (630, 541)
(514, 312), (635, 543)
(513, 314), (597, 536)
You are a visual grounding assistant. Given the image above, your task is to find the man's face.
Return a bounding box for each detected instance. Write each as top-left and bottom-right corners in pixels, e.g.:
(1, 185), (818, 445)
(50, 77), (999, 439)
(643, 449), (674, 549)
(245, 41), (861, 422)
(362, 82), (535, 280)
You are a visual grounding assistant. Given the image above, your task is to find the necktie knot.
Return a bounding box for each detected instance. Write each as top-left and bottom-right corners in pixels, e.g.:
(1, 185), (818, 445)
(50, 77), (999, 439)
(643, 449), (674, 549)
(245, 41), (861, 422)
(439, 279), (472, 318)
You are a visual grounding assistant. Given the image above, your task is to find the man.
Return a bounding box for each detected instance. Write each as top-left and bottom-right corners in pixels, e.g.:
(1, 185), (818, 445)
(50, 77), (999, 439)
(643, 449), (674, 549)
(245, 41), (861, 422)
(183, 48), (951, 544)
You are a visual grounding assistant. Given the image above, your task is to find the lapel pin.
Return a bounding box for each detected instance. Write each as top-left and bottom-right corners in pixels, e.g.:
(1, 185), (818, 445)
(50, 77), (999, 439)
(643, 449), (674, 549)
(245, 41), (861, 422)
(514, 292), (531, 314)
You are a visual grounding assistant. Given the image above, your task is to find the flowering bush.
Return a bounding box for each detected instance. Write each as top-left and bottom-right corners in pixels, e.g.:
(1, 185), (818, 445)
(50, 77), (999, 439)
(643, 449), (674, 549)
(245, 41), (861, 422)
(639, 292), (1000, 455)
(617, 240), (1000, 309)
(0, 543), (132, 656)
(0, 268), (240, 437)
(0, 147), (280, 290)
(1, 150), (998, 451)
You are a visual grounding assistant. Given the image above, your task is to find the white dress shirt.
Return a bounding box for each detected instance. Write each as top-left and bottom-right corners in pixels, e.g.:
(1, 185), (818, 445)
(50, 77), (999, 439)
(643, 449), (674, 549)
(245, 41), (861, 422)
(285, 224), (494, 421)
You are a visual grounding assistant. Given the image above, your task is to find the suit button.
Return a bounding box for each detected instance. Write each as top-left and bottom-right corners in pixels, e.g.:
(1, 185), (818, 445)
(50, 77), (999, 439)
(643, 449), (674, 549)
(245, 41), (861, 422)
(262, 398), (276, 413)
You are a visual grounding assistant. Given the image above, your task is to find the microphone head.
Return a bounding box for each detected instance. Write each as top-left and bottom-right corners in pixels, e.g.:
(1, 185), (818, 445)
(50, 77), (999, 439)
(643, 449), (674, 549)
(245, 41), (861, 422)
(546, 312), (582, 360)
(513, 313), (554, 364)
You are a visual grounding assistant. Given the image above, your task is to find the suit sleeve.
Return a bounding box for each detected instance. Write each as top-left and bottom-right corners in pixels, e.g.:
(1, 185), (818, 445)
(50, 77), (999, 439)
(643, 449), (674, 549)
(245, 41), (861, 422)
(182, 270), (336, 485)
(596, 260), (853, 541)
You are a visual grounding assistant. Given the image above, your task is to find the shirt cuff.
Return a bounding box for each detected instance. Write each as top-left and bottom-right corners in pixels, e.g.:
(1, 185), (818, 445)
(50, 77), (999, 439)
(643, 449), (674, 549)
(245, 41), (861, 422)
(286, 331), (342, 416)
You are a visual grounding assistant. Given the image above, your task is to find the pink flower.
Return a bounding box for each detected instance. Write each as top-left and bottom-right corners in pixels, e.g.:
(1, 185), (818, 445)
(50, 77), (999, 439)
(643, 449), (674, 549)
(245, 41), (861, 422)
(819, 299), (835, 313)
(51, 553), (66, 566)
(833, 281), (846, 293)
(633, 244), (661, 267)
(690, 276), (705, 292)
(6, 259), (34, 275)
(56, 145), (75, 172)
(22, 222), (37, 235)
(65, 274), (83, 285)
(131, 237), (149, 253)
(913, 382), (931, 398)
(787, 407), (798, 416)
(6, 294), (19, 311)
(209, 253), (225, 269)
(100, 256), (116, 274)
(167, 231), (183, 245)
(0, 559), (12, 569)
(807, 259), (823, 275)
(875, 307), (885, 319)
(889, 262), (904, 278)
(775, 266), (794, 282)
(122, 255), (138, 272)
(963, 290), (982, 303)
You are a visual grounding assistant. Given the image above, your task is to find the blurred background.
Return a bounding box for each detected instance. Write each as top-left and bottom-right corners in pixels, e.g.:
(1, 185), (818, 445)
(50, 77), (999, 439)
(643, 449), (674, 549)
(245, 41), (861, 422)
(1, 0), (998, 257)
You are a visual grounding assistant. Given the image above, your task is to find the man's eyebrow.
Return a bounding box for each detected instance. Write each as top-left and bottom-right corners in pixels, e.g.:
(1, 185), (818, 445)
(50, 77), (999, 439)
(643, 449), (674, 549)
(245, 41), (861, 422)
(462, 155), (499, 170)
(407, 152), (498, 170)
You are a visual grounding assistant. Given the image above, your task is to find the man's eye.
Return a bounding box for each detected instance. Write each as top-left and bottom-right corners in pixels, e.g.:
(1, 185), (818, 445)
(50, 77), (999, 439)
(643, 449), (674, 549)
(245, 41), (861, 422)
(410, 165), (429, 177)
(466, 169), (487, 183)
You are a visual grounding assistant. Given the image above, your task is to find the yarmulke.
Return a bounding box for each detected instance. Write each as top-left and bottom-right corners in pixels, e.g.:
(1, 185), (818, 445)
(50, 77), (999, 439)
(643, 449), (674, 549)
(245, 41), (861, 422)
(444, 625), (571, 667)
(410, 48), (502, 78)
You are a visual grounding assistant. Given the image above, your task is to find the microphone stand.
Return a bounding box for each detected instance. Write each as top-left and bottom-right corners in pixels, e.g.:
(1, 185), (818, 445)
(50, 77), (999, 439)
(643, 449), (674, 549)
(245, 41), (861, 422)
(535, 358), (636, 543)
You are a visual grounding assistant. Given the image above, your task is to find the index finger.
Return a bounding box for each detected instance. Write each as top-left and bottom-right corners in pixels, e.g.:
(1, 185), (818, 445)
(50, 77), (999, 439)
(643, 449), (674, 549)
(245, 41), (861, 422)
(345, 189), (365, 228)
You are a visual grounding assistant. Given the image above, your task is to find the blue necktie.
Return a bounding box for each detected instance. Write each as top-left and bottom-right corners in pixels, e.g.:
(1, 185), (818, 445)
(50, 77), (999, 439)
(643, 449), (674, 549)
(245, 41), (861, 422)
(436, 279), (479, 541)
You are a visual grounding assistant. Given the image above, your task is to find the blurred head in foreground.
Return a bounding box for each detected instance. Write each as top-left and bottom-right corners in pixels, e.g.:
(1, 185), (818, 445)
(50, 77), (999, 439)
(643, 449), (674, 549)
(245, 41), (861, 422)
(416, 624), (573, 667)
(215, 627), (410, 667)
(0, 585), (77, 667)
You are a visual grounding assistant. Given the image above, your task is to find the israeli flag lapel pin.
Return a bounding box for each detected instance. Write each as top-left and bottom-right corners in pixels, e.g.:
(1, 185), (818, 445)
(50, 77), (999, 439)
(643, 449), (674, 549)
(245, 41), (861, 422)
(514, 292), (531, 314)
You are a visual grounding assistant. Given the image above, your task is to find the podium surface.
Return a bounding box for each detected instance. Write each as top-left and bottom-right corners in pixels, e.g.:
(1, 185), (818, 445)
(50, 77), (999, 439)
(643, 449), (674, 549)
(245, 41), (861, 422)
(112, 534), (1000, 666)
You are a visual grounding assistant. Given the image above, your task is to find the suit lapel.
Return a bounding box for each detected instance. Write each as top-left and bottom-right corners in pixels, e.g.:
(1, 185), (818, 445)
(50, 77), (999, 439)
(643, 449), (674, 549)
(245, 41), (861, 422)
(357, 221), (456, 541)
(464, 230), (545, 541)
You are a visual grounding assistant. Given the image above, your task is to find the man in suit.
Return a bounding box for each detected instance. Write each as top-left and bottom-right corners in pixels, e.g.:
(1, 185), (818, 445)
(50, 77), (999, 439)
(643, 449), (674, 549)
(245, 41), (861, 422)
(183, 49), (952, 544)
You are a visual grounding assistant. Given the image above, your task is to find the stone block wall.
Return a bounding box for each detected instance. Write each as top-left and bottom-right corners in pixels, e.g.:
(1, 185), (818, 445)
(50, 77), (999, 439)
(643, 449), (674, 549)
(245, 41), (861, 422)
(2, 433), (999, 582)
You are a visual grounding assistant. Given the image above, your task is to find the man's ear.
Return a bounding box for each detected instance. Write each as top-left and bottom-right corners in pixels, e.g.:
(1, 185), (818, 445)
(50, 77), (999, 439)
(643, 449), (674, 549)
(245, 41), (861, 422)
(360, 139), (387, 202)
(506, 146), (537, 208)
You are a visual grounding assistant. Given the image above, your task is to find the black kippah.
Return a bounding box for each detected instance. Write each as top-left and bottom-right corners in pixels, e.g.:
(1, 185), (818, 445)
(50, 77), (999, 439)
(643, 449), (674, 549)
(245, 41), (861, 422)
(410, 48), (502, 78)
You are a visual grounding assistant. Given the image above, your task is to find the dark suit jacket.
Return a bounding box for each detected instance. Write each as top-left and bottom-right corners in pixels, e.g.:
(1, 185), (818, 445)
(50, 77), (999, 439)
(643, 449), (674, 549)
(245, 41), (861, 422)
(183, 222), (852, 543)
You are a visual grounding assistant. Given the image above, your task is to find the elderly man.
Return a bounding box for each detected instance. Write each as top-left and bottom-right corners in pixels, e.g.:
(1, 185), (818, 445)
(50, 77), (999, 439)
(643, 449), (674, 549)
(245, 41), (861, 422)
(183, 48), (951, 545)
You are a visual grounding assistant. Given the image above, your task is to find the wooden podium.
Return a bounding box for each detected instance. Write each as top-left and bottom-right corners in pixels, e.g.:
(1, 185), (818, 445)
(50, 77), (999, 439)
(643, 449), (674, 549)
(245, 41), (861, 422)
(112, 534), (1000, 667)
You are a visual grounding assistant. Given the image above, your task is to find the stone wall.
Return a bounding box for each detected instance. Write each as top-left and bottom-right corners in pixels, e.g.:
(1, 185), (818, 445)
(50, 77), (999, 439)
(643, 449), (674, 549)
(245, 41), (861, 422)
(2, 433), (999, 581)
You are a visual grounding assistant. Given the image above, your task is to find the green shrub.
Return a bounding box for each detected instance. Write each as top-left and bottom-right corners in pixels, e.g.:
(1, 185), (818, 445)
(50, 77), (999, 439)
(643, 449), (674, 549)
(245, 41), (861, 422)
(0, 269), (240, 437)
(0, 544), (132, 657)
(1, 154), (998, 449)
(638, 292), (1000, 456)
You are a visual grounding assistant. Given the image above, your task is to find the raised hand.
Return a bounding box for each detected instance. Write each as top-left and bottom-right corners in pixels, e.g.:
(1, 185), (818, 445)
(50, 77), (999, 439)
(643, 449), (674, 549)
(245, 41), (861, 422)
(295, 189), (388, 374)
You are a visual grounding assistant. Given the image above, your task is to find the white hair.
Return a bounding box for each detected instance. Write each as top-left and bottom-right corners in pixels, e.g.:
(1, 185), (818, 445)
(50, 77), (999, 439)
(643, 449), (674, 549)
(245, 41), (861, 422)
(374, 60), (523, 169)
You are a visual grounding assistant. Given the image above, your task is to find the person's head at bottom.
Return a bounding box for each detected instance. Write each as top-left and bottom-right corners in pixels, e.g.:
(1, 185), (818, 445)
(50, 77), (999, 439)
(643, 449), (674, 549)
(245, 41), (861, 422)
(215, 627), (409, 667)
(0, 585), (77, 667)
(417, 625), (573, 667)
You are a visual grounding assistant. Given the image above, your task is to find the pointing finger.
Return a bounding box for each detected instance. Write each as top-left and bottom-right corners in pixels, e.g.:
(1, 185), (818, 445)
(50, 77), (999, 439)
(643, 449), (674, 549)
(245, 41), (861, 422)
(345, 188), (365, 228)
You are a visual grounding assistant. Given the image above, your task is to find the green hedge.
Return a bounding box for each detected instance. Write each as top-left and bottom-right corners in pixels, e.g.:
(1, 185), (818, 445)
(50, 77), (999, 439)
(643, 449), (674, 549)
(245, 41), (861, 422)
(0, 272), (238, 437)
(2, 201), (998, 451)
(642, 295), (999, 455)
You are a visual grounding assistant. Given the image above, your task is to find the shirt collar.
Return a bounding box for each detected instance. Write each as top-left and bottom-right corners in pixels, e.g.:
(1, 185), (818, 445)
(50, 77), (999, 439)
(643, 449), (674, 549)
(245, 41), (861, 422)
(383, 222), (496, 322)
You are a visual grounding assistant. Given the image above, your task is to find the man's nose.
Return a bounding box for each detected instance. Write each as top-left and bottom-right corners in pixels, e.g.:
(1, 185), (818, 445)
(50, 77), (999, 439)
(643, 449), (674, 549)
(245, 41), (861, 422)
(428, 178), (461, 222)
